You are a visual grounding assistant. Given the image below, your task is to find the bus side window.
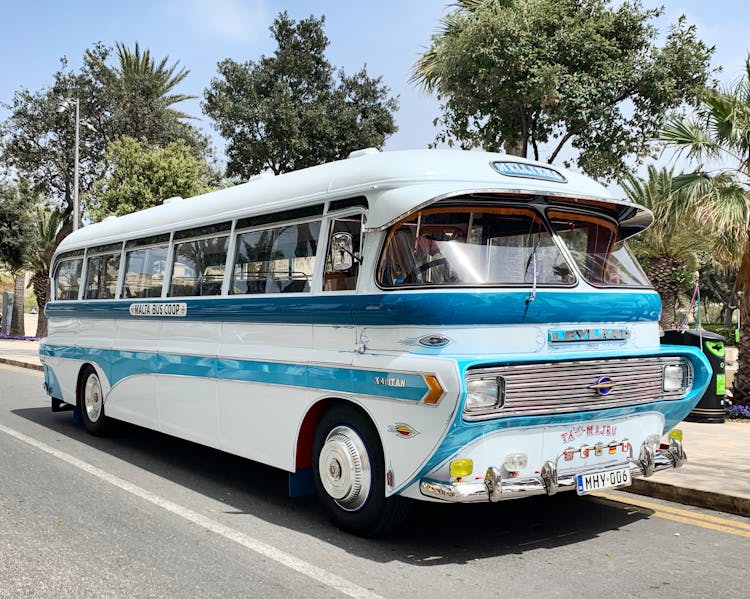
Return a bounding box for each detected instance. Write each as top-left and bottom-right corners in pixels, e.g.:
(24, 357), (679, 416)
(231, 221), (321, 295)
(168, 236), (229, 297)
(324, 215), (362, 292)
(53, 259), (83, 301)
(123, 245), (168, 299)
(84, 253), (120, 300)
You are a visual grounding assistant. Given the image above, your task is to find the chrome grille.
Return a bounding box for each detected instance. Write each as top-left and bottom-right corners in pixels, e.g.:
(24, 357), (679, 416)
(464, 357), (693, 421)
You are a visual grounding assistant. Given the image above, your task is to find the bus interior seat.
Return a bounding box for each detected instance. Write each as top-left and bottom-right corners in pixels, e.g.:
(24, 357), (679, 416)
(281, 279), (308, 293)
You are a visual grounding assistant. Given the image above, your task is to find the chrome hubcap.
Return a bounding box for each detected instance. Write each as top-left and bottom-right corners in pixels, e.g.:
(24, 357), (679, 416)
(83, 373), (103, 423)
(318, 425), (371, 511)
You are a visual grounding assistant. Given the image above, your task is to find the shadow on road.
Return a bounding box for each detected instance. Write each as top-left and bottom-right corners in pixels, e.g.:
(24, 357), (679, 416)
(13, 405), (651, 565)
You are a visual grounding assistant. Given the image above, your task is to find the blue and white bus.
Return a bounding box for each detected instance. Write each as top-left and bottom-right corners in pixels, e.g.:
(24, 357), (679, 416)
(41, 149), (711, 535)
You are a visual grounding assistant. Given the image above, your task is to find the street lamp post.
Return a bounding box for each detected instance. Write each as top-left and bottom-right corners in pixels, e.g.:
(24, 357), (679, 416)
(58, 98), (81, 231)
(73, 98), (80, 231)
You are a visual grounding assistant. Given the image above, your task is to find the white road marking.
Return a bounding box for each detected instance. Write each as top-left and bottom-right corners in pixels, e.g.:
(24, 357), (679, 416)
(0, 423), (384, 599)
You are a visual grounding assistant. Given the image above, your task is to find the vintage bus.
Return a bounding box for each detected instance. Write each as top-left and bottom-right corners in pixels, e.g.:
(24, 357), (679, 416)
(41, 149), (711, 535)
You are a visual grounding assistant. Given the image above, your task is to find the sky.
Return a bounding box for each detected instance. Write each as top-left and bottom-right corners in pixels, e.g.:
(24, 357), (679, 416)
(1, 0), (749, 176)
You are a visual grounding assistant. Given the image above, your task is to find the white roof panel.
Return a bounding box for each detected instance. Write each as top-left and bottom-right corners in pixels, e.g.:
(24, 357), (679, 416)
(56, 149), (638, 255)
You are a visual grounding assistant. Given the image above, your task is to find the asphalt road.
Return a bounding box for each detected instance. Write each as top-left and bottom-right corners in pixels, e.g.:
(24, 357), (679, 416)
(1, 363), (748, 599)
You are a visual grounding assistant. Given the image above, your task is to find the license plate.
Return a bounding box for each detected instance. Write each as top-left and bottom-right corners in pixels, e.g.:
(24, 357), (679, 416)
(576, 466), (631, 494)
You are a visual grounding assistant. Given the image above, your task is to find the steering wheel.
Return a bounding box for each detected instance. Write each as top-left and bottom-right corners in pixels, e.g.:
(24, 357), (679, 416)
(417, 257), (449, 274)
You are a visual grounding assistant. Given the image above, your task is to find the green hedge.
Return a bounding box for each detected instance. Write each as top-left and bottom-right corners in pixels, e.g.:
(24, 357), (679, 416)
(701, 323), (738, 345)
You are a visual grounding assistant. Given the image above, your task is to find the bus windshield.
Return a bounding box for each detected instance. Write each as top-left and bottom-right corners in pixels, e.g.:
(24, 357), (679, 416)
(548, 210), (650, 288)
(377, 207), (575, 288)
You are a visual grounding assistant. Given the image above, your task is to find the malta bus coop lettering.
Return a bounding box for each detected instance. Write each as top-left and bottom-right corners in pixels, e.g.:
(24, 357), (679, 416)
(560, 424), (617, 443)
(129, 302), (188, 317)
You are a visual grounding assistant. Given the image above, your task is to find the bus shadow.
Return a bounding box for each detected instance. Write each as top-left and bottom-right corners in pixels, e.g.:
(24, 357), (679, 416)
(13, 406), (652, 565)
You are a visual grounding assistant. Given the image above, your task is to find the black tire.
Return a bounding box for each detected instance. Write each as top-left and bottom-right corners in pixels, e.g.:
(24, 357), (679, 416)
(312, 405), (411, 536)
(78, 365), (110, 436)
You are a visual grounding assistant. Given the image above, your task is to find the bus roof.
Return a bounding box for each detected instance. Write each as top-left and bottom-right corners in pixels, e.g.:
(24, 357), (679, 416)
(56, 149), (649, 254)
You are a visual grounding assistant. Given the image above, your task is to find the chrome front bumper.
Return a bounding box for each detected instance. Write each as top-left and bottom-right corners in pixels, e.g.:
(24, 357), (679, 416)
(420, 438), (686, 503)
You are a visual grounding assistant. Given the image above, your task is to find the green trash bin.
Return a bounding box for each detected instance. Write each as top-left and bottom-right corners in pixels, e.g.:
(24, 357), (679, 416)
(661, 328), (726, 423)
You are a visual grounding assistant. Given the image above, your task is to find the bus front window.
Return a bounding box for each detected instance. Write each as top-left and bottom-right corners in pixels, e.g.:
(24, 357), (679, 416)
(377, 207), (574, 288)
(548, 211), (651, 288)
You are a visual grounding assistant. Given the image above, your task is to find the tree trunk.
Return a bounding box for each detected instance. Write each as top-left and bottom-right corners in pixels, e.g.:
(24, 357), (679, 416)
(32, 271), (49, 338)
(643, 256), (685, 328)
(732, 296), (750, 405)
(659, 287), (678, 328)
(723, 300), (734, 327)
(503, 138), (525, 157)
(9, 273), (25, 337)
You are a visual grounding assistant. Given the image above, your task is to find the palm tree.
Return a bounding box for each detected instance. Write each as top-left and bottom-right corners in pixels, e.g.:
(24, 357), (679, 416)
(660, 55), (750, 404)
(27, 204), (61, 338)
(621, 165), (713, 328)
(93, 42), (197, 144)
(111, 42), (195, 117)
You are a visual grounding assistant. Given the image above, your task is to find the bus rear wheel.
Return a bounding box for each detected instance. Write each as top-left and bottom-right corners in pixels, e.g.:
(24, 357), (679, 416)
(79, 366), (110, 436)
(312, 405), (410, 536)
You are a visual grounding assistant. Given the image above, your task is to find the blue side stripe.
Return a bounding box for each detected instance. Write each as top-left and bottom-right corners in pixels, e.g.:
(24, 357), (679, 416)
(40, 344), (429, 402)
(160, 353), (216, 379)
(44, 290), (661, 326)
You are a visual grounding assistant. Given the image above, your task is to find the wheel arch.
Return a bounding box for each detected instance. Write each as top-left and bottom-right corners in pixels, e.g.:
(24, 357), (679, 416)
(295, 397), (380, 471)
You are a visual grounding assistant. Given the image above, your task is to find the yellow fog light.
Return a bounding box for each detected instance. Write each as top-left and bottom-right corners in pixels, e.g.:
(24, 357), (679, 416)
(669, 428), (683, 443)
(449, 459), (474, 478)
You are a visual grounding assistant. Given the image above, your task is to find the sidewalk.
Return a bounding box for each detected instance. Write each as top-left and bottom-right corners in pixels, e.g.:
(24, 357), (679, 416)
(628, 420), (750, 516)
(1, 338), (748, 517)
(0, 337), (42, 371)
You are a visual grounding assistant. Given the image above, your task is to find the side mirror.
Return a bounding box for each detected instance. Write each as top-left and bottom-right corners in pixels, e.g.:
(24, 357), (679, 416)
(331, 232), (354, 271)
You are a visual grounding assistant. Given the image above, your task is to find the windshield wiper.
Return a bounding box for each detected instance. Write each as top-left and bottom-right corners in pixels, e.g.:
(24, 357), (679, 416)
(524, 236), (541, 304)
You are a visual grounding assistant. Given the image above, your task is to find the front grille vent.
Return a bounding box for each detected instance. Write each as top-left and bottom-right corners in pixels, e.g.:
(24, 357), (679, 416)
(464, 356), (692, 421)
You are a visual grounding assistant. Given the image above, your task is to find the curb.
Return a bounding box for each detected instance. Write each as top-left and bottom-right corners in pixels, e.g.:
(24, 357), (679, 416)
(0, 357), (43, 372)
(625, 477), (750, 518)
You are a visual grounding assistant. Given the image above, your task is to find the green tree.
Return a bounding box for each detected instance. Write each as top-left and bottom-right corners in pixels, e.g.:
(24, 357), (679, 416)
(622, 166), (713, 327)
(86, 136), (213, 221)
(413, 0), (713, 180)
(1, 43), (207, 239)
(0, 183), (35, 336)
(203, 12), (399, 177)
(1, 49), (112, 242)
(661, 56), (750, 403)
(697, 261), (737, 327)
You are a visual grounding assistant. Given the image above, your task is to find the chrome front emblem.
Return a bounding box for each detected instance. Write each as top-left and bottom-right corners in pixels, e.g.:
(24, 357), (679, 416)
(418, 334), (451, 347)
(588, 376), (614, 396)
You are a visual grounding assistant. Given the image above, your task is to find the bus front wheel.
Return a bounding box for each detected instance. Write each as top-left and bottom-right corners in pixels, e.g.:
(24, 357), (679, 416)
(79, 366), (110, 436)
(312, 405), (410, 536)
